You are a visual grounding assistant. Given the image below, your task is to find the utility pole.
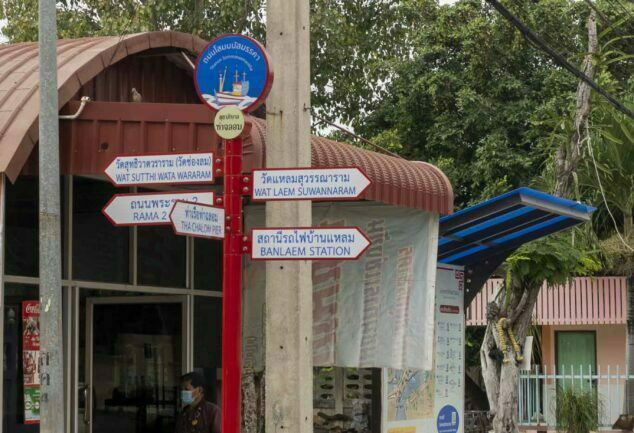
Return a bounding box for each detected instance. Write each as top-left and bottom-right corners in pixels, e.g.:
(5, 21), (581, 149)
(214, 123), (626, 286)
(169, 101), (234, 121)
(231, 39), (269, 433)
(554, 10), (597, 199)
(265, 1), (313, 432)
(38, 0), (64, 432)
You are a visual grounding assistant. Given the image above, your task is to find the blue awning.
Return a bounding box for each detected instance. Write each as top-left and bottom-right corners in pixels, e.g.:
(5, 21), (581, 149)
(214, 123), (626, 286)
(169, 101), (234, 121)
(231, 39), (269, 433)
(438, 187), (595, 304)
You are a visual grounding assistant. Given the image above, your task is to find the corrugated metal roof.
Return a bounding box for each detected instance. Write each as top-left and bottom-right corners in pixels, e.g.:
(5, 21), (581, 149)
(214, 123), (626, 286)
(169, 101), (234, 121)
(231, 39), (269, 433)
(0, 32), (454, 215)
(0, 32), (208, 181)
(438, 187), (595, 266)
(251, 119), (454, 214)
(438, 187), (596, 305)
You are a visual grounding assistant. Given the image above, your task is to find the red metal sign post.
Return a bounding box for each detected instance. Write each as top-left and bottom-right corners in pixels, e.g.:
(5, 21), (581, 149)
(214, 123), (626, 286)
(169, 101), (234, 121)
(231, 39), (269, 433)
(102, 32), (374, 431)
(221, 131), (246, 433)
(194, 32), (272, 432)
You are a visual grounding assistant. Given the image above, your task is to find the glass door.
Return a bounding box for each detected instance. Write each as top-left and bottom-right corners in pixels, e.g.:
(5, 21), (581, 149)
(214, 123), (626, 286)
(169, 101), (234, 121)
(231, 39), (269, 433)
(84, 296), (187, 433)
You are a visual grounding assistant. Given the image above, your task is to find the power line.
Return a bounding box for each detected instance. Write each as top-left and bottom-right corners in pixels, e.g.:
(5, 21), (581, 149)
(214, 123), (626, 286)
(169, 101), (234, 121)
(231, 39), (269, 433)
(310, 110), (405, 159)
(608, 0), (634, 22)
(584, 0), (632, 47)
(485, 0), (634, 120)
(507, 0), (580, 59)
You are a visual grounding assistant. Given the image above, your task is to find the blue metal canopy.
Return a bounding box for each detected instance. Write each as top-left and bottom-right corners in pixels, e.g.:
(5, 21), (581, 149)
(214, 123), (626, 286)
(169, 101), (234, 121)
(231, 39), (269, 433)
(438, 187), (596, 304)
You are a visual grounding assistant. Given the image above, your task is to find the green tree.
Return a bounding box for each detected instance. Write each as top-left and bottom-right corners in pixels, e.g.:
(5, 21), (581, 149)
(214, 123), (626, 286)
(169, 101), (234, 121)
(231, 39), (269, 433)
(0, 0), (415, 127)
(583, 96), (634, 238)
(357, 0), (589, 208)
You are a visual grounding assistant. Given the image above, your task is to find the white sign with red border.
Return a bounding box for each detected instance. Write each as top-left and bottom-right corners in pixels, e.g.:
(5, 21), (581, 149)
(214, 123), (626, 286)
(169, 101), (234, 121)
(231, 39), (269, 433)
(252, 167), (371, 201)
(102, 191), (215, 226)
(104, 153), (214, 187)
(170, 201), (225, 239)
(251, 227), (371, 260)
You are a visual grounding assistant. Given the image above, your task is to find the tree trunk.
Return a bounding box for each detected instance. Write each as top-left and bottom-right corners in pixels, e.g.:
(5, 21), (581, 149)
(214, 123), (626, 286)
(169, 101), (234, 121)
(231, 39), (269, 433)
(624, 211), (633, 239)
(553, 10), (597, 198)
(481, 284), (541, 433)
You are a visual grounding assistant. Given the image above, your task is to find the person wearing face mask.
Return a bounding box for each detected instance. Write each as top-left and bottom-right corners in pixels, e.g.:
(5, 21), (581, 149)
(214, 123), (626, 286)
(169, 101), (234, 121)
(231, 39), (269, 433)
(175, 372), (220, 433)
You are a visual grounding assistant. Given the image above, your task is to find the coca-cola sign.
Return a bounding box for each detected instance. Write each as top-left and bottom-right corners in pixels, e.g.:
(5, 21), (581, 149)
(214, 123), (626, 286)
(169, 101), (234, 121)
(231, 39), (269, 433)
(22, 300), (40, 424)
(25, 303), (40, 315)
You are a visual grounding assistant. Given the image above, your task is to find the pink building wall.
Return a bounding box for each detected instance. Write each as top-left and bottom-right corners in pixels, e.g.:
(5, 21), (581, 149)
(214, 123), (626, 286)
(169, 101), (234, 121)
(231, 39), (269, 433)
(540, 324), (626, 372)
(466, 277), (628, 327)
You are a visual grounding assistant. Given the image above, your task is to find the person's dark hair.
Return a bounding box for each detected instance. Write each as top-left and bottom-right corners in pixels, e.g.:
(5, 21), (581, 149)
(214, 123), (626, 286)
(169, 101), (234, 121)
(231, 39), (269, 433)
(181, 372), (206, 390)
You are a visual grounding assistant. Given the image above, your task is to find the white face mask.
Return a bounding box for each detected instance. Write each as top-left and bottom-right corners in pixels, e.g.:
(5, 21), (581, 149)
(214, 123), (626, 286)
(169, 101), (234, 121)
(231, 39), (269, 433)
(181, 390), (194, 406)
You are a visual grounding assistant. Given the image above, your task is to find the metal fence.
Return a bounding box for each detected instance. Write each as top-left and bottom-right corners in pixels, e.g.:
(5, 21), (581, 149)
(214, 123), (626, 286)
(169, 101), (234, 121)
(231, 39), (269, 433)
(465, 411), (491, 433)
(518, 365), (634, 428)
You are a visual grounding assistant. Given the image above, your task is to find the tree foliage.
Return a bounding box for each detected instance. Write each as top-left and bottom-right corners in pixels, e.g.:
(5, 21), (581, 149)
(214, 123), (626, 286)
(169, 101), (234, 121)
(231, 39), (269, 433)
(0, 0), (416, 129)
(357, 0), (592, 208)
(505, 231), (602, 290)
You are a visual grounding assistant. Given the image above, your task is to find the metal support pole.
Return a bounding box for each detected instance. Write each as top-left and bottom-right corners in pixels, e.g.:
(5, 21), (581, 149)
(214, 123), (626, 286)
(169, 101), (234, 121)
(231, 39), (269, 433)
(265, 1), (313, 432)
(221, 134), (245, 433)
(38, 0), (64, 432)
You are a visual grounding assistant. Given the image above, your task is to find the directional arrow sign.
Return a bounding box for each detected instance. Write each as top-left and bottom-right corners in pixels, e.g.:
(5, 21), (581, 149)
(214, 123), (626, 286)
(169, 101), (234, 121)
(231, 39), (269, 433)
(250, 227), (371, 260)
(251, 167), (371, 201)
(102, 191), (214, 227)
(105, 153), (215, 187)
(170, 201), (225, 239)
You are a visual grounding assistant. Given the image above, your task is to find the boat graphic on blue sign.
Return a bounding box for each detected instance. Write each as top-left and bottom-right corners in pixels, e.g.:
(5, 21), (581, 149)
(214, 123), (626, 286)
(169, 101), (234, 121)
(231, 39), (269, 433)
(194, 34), (273, 113)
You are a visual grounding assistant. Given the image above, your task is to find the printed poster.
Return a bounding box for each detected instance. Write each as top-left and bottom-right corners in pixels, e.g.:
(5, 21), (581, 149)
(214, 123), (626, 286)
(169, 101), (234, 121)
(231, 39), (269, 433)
(22, 301), (40, 424)
(243, 202), (440, 371)
(382, 265), (465, 433)
(434, 265), (465, 433)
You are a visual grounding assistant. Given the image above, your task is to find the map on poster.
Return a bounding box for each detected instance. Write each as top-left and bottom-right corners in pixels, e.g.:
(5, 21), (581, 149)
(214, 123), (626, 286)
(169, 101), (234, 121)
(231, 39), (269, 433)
(382, 265), (464, 433)
(386, 369), (434, 422)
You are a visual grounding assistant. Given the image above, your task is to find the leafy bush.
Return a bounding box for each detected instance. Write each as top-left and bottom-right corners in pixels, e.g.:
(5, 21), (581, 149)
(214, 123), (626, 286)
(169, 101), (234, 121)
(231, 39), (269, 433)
(555, 386), (600, 433)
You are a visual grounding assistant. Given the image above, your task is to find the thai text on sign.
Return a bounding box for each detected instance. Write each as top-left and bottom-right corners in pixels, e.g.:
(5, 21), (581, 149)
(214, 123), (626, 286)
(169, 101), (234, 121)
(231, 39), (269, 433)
(104, 153), (214, 186)
(251, 227), (371, 260)
(252, 167), (371, 201)
(102, 191), (215, 226)
(170, 201), (225, 239)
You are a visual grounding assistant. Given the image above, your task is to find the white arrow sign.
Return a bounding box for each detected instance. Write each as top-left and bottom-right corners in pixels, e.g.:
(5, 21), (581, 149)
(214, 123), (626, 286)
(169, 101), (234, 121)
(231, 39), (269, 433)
(170, 201), (225, 239)
(102, 191), (215, 226)
(251, 167), (371, 201)
(251, 227), (371, 260)
(105, 153), (215, 186)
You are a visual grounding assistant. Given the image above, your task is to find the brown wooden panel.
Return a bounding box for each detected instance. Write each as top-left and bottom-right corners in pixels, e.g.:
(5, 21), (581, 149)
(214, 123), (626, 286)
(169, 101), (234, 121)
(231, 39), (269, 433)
(56, 101), (224, 176)
(77, 53), (198, 104)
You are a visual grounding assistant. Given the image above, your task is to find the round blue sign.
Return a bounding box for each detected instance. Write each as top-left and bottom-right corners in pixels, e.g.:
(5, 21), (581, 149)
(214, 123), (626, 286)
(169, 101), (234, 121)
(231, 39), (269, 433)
(437, 405), (460, 433)
(194, 34), (273, 113)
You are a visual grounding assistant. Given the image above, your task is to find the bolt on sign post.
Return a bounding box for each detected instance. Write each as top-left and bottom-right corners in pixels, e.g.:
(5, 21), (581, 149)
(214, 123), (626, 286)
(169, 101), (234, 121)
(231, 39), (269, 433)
(194, 34), (273, 433)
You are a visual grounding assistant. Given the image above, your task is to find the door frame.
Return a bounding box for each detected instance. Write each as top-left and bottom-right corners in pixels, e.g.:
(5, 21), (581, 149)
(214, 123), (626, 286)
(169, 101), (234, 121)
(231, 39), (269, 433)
(555, 330), (598, 375)
(84, 295), (190, 433)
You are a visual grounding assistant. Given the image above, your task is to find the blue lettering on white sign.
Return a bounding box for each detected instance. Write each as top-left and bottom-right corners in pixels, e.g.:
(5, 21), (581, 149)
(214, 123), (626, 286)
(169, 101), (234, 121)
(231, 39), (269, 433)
(258, 172), (351, 186)
(252, 228), (369, 260)
(172, 204), (224, 238)
(252, 169), (368, 200)
(108, 154), (213, 186)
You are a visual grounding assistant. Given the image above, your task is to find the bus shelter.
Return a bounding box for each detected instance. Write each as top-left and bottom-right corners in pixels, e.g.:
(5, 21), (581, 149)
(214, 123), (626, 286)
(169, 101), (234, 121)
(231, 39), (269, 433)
(0, 32), (453, 433)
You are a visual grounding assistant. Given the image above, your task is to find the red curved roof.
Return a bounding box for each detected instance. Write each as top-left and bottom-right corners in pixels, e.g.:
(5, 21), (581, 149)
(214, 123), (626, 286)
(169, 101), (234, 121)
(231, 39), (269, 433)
(250, 119), (453, 214)
(0, 32), (208, 182)
(0, 32), (453, 215)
